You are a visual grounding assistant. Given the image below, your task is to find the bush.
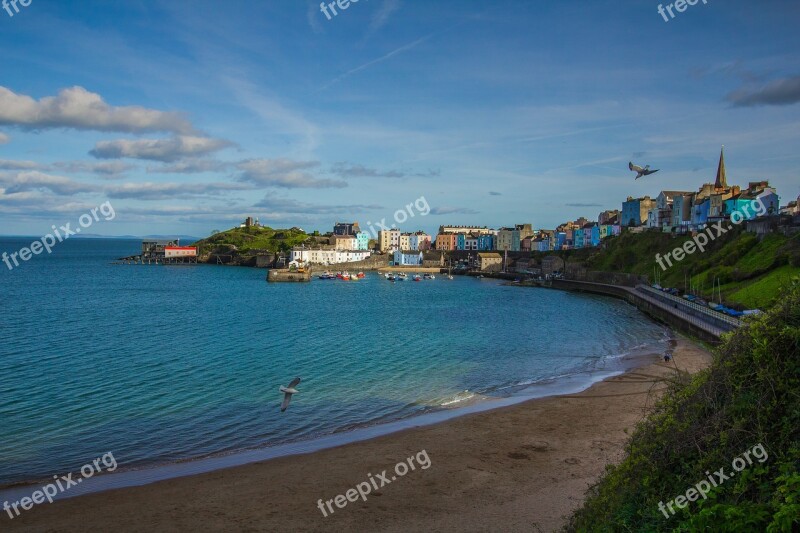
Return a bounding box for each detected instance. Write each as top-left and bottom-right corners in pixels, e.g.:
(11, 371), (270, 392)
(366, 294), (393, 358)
(567, 278), (800, 532)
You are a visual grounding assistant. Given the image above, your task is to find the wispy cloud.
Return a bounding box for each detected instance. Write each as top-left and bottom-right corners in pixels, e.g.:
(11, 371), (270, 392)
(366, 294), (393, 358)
(147, 159), (233, 174)
(1, 171), (96, 196)
(255, 195), (382, 215)
(429, 206), (479, 215)
(0, 132), (8, 144)
(105, 181), (249, 201)
(318, 34), (431, 91)
(368, 0), (401, 34)
(727, 75), (800, 107)
(90, 136), (232, 162)
(331, 162), (404, 179)
(237, 158), (346, 189)
(0, 159), (43, 170)
(53, 161), (134, 178)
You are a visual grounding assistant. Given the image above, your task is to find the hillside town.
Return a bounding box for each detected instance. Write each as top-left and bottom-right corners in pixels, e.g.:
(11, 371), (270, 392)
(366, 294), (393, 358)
(289, 148), (797, 270)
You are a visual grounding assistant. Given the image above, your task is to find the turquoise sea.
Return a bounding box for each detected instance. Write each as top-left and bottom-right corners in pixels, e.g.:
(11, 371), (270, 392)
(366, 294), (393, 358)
(0, 237), (670, 488)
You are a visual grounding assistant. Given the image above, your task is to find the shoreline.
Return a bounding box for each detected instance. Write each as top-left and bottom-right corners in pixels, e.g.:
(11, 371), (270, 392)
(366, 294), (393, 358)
(0, 338), (661, 498)
(2, 336), (713, 532)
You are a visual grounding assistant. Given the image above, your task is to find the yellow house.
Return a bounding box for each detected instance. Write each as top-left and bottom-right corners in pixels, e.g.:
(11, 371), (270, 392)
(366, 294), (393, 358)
(478, 252), (502, 272)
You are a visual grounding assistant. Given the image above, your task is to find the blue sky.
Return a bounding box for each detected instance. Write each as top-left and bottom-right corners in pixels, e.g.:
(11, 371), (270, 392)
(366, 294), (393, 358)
(0, 0), (798, 237)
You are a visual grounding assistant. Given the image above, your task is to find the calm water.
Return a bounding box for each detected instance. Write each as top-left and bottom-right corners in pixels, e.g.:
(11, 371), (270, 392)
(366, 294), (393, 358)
(0, 237), (669, 486)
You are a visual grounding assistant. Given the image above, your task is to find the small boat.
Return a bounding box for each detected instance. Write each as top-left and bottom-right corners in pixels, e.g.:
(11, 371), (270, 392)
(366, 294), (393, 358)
(396, 274), (406, 281)
(423, 273), (435, 280)
(397, 273), (408, 279)
(448, 275), (454, 280)
(413, 274), (422, 281)
(357, 272), (365, 278)
(341, 271), (351, 280)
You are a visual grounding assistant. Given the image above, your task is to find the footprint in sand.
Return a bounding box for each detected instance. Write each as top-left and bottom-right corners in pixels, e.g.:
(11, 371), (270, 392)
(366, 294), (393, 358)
(521, 441), (550, 452)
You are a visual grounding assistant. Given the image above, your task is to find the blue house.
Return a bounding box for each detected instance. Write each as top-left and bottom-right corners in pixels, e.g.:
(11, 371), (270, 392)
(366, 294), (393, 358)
(477, 235), (494, 250)
(591, 225), (601, 247)
(691, 198), (710, 228)
(573, 229), (585, 249)
(554, 232), (567, 250)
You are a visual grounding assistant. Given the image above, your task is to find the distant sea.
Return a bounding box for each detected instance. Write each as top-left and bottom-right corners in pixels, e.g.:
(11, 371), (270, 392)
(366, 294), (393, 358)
(0, 237), (670, 487)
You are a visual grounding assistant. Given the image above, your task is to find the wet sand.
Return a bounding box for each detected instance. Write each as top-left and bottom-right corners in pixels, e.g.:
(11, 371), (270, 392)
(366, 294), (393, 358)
(2, 337), (712, 532)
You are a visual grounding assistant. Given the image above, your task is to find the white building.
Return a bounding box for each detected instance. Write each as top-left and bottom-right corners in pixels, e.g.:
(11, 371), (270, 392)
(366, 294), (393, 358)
(291, 249), (371, 265)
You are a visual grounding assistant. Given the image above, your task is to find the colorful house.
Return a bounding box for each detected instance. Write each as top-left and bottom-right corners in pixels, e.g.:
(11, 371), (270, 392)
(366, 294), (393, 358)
(393, 250), (423, 266)
(355, 231), (370, 250)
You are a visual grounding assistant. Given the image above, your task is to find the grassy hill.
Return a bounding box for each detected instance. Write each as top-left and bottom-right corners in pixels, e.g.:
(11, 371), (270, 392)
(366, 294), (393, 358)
(567, 281), (800, 532)
(536, 228), (800, 309)
(192, 226), (310, 256)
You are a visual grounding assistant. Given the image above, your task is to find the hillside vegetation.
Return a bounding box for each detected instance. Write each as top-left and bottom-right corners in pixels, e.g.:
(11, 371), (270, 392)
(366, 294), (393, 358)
(568, 281), (800, 532)
(539, 228), (800, 309)
(192, 226), (310, 256)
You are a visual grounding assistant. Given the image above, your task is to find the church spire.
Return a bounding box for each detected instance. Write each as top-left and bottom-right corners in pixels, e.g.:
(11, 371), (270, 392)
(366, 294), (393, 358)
(714, 145), (727, 189)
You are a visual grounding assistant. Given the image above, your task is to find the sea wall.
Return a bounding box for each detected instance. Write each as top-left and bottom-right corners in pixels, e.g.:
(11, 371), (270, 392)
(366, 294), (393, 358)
(267, 269), (312, 282)
(551, 280), (726, 344)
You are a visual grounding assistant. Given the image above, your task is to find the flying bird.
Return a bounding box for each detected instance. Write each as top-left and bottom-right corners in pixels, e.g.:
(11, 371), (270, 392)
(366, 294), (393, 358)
(629, 162), (660, 179)
(279, 377), (301, 412)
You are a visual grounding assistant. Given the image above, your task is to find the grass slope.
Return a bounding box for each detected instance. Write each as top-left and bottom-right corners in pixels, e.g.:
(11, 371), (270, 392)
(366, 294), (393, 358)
(192, 226), (310, 255)
(538, 229), (800, 309)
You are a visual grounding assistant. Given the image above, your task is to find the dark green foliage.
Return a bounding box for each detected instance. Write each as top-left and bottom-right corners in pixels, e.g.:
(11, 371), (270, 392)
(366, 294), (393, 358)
(192, 226), (310, 255)
(567, 280), (800, 532)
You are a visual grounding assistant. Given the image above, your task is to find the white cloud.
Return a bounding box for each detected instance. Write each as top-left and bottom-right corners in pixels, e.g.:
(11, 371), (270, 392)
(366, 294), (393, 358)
(0, 132), (8, 144)
(0, 159), (43, 170)
(53, 161), (134, 178)
(90, 136), (232, 162)
(147, 159), (232, 174)
(1, 171), (96, 196)
(236, 158), (346, 189)
(105, 181), (249, 200)
(0, 86), (195, 134)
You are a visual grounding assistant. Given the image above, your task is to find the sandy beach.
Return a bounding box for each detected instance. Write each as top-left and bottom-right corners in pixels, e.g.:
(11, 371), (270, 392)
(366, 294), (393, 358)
(3, 337), (712, 533)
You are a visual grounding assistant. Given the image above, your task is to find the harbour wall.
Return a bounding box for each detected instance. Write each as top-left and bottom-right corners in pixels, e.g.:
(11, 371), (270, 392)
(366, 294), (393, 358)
(550, 280), (733, 344)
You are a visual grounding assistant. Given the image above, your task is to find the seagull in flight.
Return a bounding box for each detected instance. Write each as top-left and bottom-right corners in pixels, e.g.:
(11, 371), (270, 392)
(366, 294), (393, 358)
(279, 377), (301, 412)
(629, 162), (660, 180)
